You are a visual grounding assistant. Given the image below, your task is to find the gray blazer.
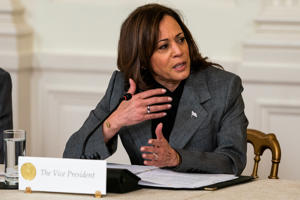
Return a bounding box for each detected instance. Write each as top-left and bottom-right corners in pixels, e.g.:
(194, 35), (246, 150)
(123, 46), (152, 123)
(0, 68), (13, 164)
(64, 66), (248, 175)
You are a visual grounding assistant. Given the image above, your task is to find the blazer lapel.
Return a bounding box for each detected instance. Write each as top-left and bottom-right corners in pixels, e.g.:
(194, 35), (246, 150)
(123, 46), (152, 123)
(169, 70), (211, 149)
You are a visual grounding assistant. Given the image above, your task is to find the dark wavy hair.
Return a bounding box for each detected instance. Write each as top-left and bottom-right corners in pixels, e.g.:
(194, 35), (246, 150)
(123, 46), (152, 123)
(117, 3), (221, 90)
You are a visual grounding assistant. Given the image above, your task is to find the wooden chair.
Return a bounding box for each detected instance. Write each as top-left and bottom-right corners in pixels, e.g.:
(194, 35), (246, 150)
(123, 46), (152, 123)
(247, 129), (281, 179)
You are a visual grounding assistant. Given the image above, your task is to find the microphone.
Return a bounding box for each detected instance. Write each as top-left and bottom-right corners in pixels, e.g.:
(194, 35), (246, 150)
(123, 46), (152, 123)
(80, 93), (132, 159)
(121, 93), (132, 101)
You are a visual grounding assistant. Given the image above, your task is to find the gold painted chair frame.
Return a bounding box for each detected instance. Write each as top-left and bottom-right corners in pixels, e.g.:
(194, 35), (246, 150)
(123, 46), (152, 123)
(247, 129), (281, 179)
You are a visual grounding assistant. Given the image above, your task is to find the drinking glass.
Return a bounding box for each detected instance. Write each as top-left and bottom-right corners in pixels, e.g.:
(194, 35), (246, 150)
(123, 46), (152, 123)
(3, 129), (26, 185)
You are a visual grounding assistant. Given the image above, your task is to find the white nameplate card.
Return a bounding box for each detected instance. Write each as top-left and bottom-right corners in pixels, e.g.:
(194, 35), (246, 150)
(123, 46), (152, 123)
(18, 157), (106, 195)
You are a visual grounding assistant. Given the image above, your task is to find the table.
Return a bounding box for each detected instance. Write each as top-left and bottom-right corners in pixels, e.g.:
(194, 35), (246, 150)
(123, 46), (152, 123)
(1, 164), (300, 200)
(1, 179), (300, 200)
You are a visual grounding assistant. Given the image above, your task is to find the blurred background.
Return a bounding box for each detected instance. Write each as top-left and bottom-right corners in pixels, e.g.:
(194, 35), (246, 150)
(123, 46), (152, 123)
(1, 0), (300, 179)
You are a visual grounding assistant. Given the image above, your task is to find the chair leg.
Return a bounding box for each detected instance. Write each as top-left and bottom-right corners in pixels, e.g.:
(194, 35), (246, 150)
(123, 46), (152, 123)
(251, 155), (260, 178)
(269, 161), (280, 179)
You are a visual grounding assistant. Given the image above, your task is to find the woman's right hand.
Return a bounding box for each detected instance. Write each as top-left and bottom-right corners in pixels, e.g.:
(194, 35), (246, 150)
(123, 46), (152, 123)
(102, 78), (172, 142)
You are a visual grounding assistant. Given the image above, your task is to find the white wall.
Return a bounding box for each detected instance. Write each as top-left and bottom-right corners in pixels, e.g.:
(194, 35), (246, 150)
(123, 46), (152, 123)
(21, 0), (260, 60)
(2, 0), (300, 180)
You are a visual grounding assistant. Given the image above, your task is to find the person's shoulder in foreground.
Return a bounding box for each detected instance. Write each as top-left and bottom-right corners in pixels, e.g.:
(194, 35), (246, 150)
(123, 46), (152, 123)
(0, 68), (13, 164)
(0, 68), (13, 100)
(0, 68), (11, 78)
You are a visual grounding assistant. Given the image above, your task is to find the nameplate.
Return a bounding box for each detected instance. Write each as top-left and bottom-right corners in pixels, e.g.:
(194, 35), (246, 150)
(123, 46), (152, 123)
(18, 157), (106, 195)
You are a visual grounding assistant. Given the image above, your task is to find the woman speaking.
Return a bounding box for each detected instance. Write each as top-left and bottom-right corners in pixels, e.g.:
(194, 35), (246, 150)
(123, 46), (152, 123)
(63, 3), (248, 175)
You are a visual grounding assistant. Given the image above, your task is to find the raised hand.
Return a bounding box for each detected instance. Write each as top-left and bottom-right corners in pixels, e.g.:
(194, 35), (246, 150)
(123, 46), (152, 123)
(102, 79), (172, 143)
(115, 79), (172, 126)
(140, 123), (180, 167)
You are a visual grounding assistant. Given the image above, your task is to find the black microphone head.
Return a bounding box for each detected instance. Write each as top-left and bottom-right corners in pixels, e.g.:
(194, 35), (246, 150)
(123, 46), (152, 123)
(122, 93), (132, 101)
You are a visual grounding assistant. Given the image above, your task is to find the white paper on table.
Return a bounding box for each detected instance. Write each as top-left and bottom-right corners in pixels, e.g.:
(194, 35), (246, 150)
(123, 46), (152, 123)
(108, 163), (237, 189)
(108, 163), (158, 174)
(138, 168), (237, 188)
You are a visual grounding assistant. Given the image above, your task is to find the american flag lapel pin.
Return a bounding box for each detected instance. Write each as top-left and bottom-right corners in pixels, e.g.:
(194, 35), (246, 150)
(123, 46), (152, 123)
(191, 111), (197, 118)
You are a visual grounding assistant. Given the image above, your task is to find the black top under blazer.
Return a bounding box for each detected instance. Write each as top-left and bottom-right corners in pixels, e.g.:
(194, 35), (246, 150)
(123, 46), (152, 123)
(63, 66), (248, 175)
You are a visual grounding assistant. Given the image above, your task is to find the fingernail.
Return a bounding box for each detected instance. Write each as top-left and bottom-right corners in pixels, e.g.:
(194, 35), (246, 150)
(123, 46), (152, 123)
(168, 104), (172, 108)
(163, 112), (167, 116)
(168, 97), (172, 101)
(162, 89), (166, 93)
(148, 139), (152, 144)
(140, 147), (144, 151)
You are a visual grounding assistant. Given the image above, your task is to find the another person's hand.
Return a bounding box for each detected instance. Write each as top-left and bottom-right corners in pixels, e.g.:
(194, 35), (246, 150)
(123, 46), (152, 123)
(140, 123), (180, 167)
(103, 79), (172, 142)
